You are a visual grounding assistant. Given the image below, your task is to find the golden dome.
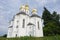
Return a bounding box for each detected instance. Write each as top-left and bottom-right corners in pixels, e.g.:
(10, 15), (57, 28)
(20, 5), (25, 9)
(25, 4), (29, 10)
(25, 4), (29, 7)
(32, 9), (37, 13)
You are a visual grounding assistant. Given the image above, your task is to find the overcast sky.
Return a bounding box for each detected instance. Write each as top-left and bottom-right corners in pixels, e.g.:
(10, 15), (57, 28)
(0, 0), (60, 36)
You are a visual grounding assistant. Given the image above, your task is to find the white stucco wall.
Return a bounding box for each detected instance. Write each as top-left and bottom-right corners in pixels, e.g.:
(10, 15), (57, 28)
(7, 12), (44, 38)
(30, 17), (43, 37)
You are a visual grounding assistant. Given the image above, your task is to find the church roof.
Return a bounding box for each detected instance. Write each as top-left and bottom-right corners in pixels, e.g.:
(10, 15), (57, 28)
(16, 12), (29, 16)
(31, 14), (41, 18)
(27, 23), (34, 26)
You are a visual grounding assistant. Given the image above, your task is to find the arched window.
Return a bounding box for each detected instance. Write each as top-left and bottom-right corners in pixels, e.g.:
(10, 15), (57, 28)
(17, 20), (19, 23)
(16, 34), (17, 37)
(22, 19), (25, 28)
(38, 21), (40, 30)
(16, 25), (18, 28)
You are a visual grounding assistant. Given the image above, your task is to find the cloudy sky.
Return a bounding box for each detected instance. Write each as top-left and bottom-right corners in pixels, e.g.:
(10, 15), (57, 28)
(0, 0), (60, 36)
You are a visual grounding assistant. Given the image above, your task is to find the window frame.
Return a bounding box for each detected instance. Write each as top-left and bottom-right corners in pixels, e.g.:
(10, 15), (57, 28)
(22, 19), (25, 28)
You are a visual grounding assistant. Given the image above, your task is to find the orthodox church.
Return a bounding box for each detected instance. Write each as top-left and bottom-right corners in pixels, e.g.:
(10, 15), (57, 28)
(7, 4), (44, 38)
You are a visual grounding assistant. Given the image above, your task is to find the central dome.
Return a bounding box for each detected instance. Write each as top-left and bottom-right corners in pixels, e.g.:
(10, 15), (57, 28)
(25, 4), (29, 10)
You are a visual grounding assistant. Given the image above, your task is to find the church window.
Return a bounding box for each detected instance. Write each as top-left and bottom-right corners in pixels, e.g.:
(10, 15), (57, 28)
(16, 34), (17, 37)
(22, 19), (25, 28)
(38, 21), (40, 30)
(17, 20), (19, 23)
(16, 25), (18, 28)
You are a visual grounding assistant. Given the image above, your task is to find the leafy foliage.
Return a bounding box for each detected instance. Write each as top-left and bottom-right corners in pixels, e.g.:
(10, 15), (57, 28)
(42, 7), (52, 25)
(42, 7), (60, 36)
(2, 34), (7, 37)
(0, 35), (60, 40)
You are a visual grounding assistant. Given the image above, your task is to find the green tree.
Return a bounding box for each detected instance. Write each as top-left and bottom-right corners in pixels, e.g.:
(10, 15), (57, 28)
(52, 11), (59, 22)
(43, 21), (60, 36)
(52, 11), (60, 27)
(3, 34), (7, 37)
(42, 7), (60, 36)
(42, 7), (52, 25)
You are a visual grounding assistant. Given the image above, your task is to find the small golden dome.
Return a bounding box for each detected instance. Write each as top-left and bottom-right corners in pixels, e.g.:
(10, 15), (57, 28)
(32, 9), (37, 13)
(25, 4), (29, 10)
(20, 5), (25, 9)
(25, 4), (29, 7)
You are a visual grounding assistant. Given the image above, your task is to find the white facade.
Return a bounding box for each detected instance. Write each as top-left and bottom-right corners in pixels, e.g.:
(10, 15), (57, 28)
(7, 5), (44, 38)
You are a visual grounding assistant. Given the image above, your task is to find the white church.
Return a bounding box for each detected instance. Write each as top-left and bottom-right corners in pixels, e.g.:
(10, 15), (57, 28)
(7, 4), (44, 38)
